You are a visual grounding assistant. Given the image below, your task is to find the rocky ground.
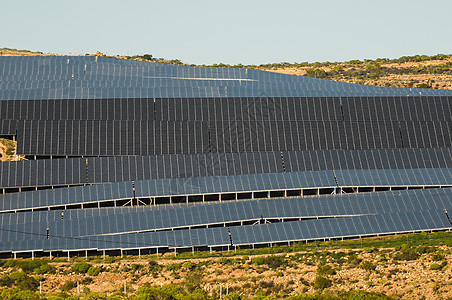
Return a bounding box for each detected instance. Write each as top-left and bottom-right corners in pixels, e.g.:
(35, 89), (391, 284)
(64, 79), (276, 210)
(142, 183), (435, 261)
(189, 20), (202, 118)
(2, 240), (451, 299)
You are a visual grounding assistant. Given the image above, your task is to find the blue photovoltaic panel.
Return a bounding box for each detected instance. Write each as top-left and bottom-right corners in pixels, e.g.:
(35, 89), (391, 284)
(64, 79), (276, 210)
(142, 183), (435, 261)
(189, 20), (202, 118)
(230, 208), (451, 246)
(0, 207), (450, 252)
(134, 170), (336, 198)
(2, 188), (452, 244)
(14, 119), (452, 156)
(335, 168), (452, 186)
(2, 148), (452, 189)
(0, 181), (134, 212)
(0, 225), (232, 252)
(1, 171), (451, 215)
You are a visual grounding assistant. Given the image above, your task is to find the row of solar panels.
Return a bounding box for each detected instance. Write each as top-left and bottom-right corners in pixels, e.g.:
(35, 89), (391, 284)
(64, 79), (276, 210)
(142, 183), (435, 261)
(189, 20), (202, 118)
(2, 86), (451, 100)
(2, 188), (452, 235)
(5, 188), (451, 225)
(3, 120), (451, 156)
(1, 78), (266, 88)
(1, 74), (447, 95)
(1, 208), (450, 252)
(2, 148), (451, 188)
(1, 97), (451, 122)
(1, 169), (451, 213)
(1, 170), (333, 212)
(5, 78), (419, 92)
(2, 57), (452, 98)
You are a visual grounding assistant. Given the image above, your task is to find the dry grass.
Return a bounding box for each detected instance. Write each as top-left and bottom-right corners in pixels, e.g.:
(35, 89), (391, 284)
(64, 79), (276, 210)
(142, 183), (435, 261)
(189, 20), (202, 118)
(3, 245), (449, 299)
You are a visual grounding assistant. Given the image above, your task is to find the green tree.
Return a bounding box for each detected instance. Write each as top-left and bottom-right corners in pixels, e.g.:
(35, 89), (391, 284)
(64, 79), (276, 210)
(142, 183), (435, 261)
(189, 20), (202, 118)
(305, 68), (328, 78)
(141, 54), (153, 61)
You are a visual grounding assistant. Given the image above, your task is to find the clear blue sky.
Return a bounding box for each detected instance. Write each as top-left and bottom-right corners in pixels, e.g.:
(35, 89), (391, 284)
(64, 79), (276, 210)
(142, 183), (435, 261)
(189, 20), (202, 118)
(2, 0), (451, 65)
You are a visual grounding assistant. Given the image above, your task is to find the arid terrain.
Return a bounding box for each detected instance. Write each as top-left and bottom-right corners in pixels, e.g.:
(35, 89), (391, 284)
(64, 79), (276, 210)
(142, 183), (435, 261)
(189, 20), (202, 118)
(253, 54), (452, 91)
(0, 138), (22, 162)
(1, 232), (451, 299)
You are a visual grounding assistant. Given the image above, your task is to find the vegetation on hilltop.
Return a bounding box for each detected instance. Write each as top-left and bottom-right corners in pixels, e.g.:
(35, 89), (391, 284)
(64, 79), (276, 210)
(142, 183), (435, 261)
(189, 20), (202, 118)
(120, 53), (452, 90)
(0, 48), (44, 56)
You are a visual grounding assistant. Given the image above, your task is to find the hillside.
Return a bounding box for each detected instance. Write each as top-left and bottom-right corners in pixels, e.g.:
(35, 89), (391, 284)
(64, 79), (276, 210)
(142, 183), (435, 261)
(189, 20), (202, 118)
(2, 48), (451, 91)
(0, 48), (47, 56)
(0, 232), (451, 300)
(256, 55), (452, 90)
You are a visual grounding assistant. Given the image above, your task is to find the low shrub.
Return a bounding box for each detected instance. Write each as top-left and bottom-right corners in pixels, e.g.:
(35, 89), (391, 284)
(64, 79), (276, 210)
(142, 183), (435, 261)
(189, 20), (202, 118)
(72, 262), (92, 274)
(103, 256), (115, 264)
(182, 261), (195, 270)
(431, 252), (445, 261)
(131, 264), (142, 272)
(251, 255), (286, 269)
(393, 244), (418, 261)
(61, 280), (77, 292)
(165, 263), (181, 272)
(224, 292), (242, 300)
(313, 275), (332, 290)
(347, 254), (362, 266)
(430, 263), (442, 270)
(343, 289), (395, 299)
(0, 288), (39, 300)
(148, 260), (161, 273)
(251, 257), (265, 265)
(2, 272), (39, 291)
(34, 264), (54, 274)
(317, 263), (336, 276)
(360, 260), (376, 272)
(87, 266), (101, 276)
(81, 277), (94, 285)
(218, 257), (231, 265)
(3, 259), (52, 274)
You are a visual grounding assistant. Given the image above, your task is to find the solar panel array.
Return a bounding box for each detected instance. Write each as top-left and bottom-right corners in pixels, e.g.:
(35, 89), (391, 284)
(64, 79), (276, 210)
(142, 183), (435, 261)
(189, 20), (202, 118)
(3, 188), (451, 225)
(1, 56), (452, 254)
(0, 188), (451, 252)
(1, 95), (452, 156)
(2, 96), (452, 121)
(2, 166), (452, 214)
(2, 56), (452, 99)
(2, 148), (452, 189)
(4, 120), (449, 156)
